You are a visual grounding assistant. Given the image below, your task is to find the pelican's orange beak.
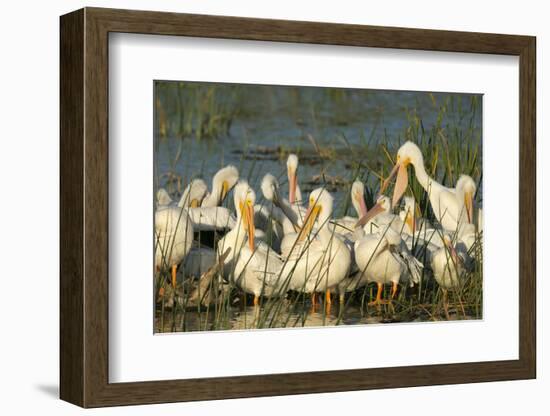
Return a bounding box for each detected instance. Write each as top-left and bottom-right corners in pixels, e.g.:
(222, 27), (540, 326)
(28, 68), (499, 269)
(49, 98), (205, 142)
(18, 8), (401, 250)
(356, 192), (368, 217)
(240, 199), (255, 250)
(380, 157), (409, 207)
(444, 237), (459, 265)
(288, 167), (297, 204)
(405, 210), (416, 234)
(464, 191), (474, 224)
(356, 201), (385, 228)
(299, 204), (320, 241)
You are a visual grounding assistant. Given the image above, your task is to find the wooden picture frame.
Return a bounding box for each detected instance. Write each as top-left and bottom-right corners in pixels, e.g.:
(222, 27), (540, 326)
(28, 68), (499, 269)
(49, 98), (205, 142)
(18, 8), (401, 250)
(60, 7), (536, 408)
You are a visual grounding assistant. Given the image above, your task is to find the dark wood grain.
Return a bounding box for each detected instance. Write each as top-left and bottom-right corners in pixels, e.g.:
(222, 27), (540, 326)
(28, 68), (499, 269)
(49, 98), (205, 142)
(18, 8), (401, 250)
(59, 8), (84, 406)
(60, 7), (537, 408)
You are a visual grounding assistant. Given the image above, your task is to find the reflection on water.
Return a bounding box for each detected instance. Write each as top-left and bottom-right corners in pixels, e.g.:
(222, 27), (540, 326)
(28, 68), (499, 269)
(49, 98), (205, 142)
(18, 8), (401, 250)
(155, 302), (420, 333)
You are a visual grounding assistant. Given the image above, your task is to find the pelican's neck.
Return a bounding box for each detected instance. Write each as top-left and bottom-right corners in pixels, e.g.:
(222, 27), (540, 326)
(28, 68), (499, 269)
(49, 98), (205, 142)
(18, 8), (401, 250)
(316, 210), (335, 243)
(351, 193), (366, 218)
(295, 183), (303, 206)
(276, 197), (300, 228)
(202, 185), (221, 208)
(409, 156), (432, 192)
(224, 212), (247, 247)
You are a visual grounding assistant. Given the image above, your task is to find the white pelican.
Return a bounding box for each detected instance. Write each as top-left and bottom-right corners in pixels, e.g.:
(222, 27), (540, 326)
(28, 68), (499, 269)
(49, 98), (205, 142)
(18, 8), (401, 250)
(217, 181), (289, 305)
(156, 188), (173, 207)
(398, 196), (432, 235)
(331, 180), (369, 237)
(352, 226), (423, 305)
(201, 165), (239, 208)
(287, 154), (303, 206)
(286, 188), (352, 306)
(178, 178), (208, 208)
(261, 173), (301, 232)
(431, 234), (474, 318)
(182, 168), (239, 232)
(381, 141), (475, 233)
(155, 205), (194, 288)
(455, 174), (483, 231)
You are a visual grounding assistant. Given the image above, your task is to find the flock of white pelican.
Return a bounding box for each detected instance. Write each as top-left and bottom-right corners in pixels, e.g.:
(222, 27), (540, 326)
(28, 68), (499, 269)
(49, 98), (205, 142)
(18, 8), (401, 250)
(155, 141), (482, 318)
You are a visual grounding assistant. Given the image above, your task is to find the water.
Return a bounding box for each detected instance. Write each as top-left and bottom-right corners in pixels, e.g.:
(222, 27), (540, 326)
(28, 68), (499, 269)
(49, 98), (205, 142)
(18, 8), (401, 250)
(156, 303), (413, 333)
(155, 82), (482, 214)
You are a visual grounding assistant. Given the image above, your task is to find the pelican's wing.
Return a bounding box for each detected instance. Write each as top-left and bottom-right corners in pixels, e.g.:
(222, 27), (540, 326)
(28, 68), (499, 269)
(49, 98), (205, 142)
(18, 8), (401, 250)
(429, 187), (463, 231)
(187, 207), (236, 231)
(391, 241), (424, 286)
(242, 242), (288, 289)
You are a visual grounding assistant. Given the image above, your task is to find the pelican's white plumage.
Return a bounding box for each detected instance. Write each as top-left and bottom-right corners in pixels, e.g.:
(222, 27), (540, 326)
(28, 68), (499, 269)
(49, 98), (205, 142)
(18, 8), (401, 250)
(201, 165), (239, 208)
(431, 235), (473, 289)
(431, 234), (474, 317)
(155, 205), (194, 286)
(331, 180), (368, 238)
(217, 181), (289, 304)
(156, 188), (173, 207)
(175, 167), (239, 232)
(286, 153), (303, 205)
(285, 188), (351, 302)
(382, 141), (475, 233)
(455, 174), (483, 232)
(178, 178), (208, 208)
(356, 195), (408, 235)
(398, 196), (432, 235)
(286, 154), (308, 223)
(352, 226), (423, 304)
(187, 206), (236, 231)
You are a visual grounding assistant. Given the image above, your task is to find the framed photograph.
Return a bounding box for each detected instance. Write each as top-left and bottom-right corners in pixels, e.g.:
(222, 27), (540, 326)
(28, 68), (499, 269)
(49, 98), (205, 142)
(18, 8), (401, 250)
(60, 7), (536, 407)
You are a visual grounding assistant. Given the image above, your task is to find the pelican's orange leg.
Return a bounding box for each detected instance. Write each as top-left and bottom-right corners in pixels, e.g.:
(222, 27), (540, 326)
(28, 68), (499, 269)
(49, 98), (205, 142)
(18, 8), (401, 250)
(325, 289), (332, 305)
(171, 264), (177, 288)
(253, 295), (260, 307)
(368, 282), (386, 306)
(391, 282), (398, 299)
(311, 292), (318, 306)
(325, 290), (332, 314)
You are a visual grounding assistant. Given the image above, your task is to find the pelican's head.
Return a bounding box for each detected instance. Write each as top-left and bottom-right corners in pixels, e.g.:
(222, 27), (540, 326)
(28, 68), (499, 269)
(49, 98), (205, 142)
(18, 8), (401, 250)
(286, 154), (299, 204)
(455, 174), (476, 224)
(299, 187), (333, 240)
(380, 141), (423, 207)
(233, 180), (256, 250)
(179, 178), (208, 208)
(213, 165), (239, 204)
(261, 173), (280, 204)
(350, 180), (368, 217)
(156, 188), (173, 206)
(355, 194), (391, 228)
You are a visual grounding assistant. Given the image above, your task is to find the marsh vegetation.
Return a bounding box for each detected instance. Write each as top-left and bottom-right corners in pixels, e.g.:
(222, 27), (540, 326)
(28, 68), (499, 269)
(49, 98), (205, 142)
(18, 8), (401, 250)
(154, 81), (482, 333)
